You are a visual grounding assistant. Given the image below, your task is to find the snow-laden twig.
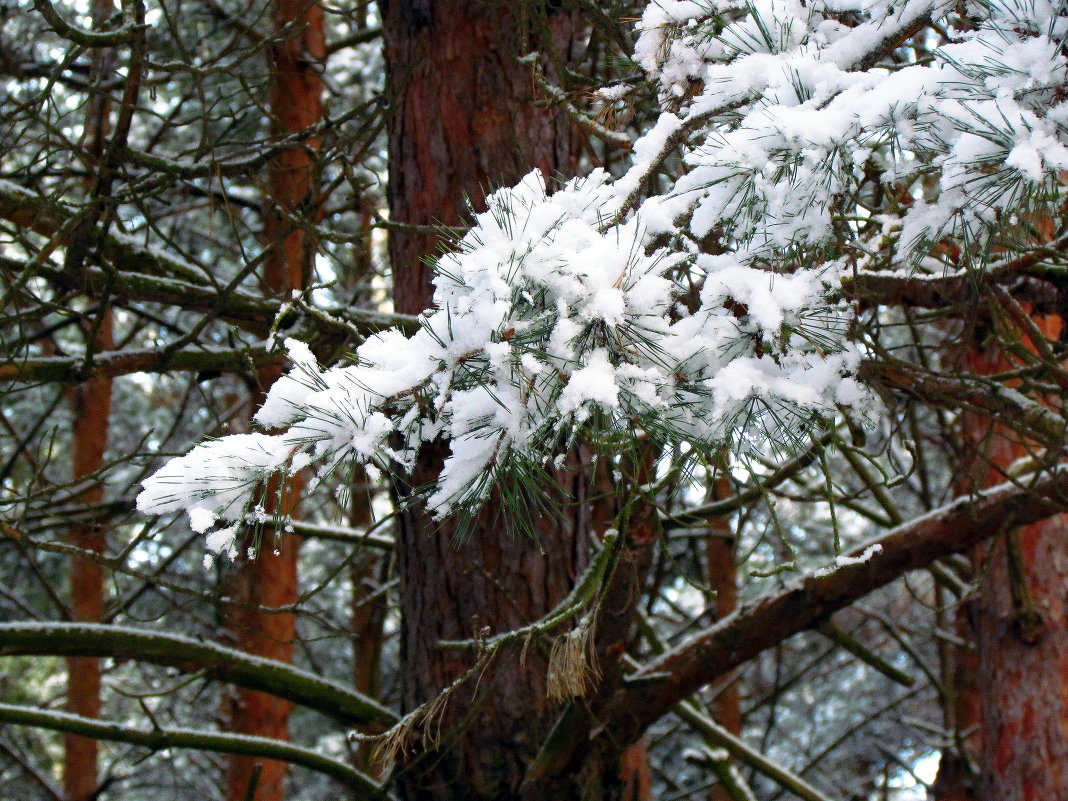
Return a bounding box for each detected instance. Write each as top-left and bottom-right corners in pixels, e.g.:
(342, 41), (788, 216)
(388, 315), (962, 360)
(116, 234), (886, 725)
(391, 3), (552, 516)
(139, 0), (1068, 552)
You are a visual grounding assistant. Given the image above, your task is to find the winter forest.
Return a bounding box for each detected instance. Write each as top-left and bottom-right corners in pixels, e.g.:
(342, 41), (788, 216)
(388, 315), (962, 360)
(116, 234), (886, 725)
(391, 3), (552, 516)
(2, 0), (1068, 799)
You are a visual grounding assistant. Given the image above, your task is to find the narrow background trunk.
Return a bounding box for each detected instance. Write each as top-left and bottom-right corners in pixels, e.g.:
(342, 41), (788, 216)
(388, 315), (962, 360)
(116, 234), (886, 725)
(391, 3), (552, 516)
(65, 314), (112, 801)
(221, 2), (324, 797)
(64, 0), (116, 792)
(350, 463), (387, 777)
(222, 477), (302, 801)
(706, 467), (741, 801)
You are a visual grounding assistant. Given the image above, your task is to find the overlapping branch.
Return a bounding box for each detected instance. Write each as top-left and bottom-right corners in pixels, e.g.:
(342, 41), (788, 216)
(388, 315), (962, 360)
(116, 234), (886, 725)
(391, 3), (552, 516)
(0, 623), (397, 730)
(0, 703), (383, 796)
(0, 342), (277, 383)
(600, 466), (1068, 748)
(845, 234), (1068, 312)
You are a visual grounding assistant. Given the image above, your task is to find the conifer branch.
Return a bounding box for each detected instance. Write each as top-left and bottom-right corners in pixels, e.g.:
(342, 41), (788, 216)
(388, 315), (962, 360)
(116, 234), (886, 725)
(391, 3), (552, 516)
(0, 623), (397, 730)
(0, 703), (383, 797)
(605, 467), (1068, 745)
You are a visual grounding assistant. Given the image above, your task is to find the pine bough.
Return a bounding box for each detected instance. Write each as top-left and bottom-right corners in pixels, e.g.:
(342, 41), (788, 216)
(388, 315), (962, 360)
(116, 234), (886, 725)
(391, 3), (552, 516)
(138, 0), (1068, 555)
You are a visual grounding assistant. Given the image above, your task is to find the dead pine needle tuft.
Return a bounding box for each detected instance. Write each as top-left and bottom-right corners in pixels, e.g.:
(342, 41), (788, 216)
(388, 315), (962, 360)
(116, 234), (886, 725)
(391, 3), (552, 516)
(546, 613), (599, 702)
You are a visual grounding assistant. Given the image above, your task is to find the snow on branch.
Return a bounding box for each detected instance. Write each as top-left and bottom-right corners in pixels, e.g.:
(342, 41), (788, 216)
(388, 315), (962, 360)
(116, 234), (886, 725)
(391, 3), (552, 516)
(634, 0), (1068, 261)
(139, 169), (856, 549)
(139, 0), (1068, 552)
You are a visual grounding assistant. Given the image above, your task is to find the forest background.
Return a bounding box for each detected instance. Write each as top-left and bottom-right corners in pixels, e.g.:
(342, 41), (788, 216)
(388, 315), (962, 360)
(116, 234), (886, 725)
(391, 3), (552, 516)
(1, 1), (1067, 800)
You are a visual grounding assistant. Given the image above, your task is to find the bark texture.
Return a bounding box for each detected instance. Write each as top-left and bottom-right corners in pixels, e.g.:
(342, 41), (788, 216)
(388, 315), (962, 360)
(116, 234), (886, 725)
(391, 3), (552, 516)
(222, 481), (302, 801)
(381, 4), (585, 798)
(222, 1), (323, 797)
(954, 318), (1068, 801)
(393, 449), (595, 800)
(706, 470), (741, 801)
(64, 0), (116, 789)
(65, 314), (112, 801)
(350, 464), (388, 776)
(383, 0), (577, 316)
(974, 516), (1068, 801)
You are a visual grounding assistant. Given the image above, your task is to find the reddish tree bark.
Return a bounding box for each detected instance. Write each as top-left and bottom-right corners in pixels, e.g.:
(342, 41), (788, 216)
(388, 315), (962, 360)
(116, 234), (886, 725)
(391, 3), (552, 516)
(65, 314), (113, 801)
(383, 2), (577, 315)
(65, 0), (116, 792)
(619, 740), (652, 801)
(222, 478), (302, 801)
(381, 4), (590, 799)
(221, 2), (324, 798)
(973, 516), (1068, 801)
(706, 468), (741, 801)
(350, 464), (387, 777)
(259, 0), (325, 298)
(951, 316), (1068, 801)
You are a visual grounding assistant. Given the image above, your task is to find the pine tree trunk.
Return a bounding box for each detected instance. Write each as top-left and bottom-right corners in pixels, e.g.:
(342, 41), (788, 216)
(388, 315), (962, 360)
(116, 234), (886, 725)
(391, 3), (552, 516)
(381, 4), (589, 799)
(350, 464), (387, 777)
(221, 1), (323, 797)
(222, 476), (302, 801)
(706, 468), (741, 801)
(383, 2), (576, 316)
(65, 0), (116, 790)
(948, 316), (1068, 801)
(65, 314), (112, 801)
(974, 517), (1068, 801)
(930, 600), (981, 801)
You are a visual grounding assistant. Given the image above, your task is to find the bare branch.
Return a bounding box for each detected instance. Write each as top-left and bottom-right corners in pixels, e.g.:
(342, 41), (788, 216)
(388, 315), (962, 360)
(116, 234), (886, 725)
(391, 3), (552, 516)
(0, 623), (397, 731)
(0, 343), (276, 383)
(585, 466), (1068, 763)
(0, 703), (383, 797)
(31, 0), (136, 46)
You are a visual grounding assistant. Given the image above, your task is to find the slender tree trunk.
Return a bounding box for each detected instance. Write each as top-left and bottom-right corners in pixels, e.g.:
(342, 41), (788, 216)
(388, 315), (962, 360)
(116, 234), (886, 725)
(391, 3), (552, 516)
(381, 4), (589, 799)
(706, 467), (741, 801)
(65, 315), (113, 801)
(946, 314), (1068, 801)
(222, 476), (302, 801)
(931, 598), (982, 801)
(222, 2), (323, 798)
(350, 464), (387, 777)
(64, 0), (116, 793)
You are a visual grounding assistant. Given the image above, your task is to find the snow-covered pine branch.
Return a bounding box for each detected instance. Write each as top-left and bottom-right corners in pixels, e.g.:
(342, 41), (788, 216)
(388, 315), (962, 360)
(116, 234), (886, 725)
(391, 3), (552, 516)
(634, 0), (1068, 265)
(138, 0), (1068, 555)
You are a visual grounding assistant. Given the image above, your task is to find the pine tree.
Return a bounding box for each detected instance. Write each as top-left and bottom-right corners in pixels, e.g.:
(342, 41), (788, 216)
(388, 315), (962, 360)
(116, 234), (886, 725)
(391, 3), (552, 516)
(4, 1), (1068, 799)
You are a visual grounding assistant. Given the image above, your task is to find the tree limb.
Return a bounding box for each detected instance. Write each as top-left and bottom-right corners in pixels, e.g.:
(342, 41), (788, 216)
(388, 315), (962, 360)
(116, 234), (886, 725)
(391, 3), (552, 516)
(592, 466), (1068, 761)
(0, 623), (397, 731)
(0, 343), (277, 383)
(31, 0), (135, 46)
(0, 254), (416, 338)
(865, 360), (1068, 449)
(844, 233), (1068, 311)
(0, 703), (383, 797)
